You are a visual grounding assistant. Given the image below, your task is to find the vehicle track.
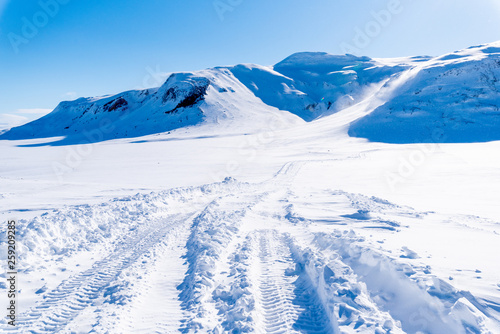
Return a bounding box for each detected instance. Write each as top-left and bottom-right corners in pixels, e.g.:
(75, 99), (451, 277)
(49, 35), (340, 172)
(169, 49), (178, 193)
(94, 210), (202, 334)
(14, 212), (196, 333)
(4, 169), (495, 333)
(256, 230), (334, 334)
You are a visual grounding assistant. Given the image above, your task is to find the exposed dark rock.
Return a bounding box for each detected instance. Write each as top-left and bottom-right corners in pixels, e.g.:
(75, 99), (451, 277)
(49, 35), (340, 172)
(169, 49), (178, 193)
(176, 84), (208, 109)
(164, 80), (209, 114)
(162, 88), (177, 103)
(103, 97), (128, 112)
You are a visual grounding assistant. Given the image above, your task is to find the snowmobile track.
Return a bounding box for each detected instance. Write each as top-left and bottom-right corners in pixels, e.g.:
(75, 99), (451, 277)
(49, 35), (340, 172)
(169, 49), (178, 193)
(256, 230), (334, 334)
(15, 212), (195, 333)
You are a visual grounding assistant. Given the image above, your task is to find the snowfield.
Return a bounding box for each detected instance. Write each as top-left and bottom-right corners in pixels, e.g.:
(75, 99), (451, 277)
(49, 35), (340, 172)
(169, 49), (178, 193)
(1, 42), (500, 333)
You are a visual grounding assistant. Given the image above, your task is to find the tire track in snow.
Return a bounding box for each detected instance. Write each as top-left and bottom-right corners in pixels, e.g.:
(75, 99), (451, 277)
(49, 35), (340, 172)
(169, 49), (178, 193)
(211, 233), (257, 333)
(256, 230), (334, 334)
(177, 184), (270, 332)
(15, 212), (194, 333)
(93, 210), (204, 333)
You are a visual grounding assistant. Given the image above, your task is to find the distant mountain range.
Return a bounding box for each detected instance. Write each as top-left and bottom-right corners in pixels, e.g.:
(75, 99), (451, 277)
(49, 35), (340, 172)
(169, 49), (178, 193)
(2, 41), (500, 144)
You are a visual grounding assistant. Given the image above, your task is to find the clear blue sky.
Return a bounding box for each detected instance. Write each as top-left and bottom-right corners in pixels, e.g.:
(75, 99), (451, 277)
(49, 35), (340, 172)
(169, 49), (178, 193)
(1, 0), (499, 128)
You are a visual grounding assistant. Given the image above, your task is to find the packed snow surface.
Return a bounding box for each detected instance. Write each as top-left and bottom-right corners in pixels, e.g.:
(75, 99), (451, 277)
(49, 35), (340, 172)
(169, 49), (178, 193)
(1, 42), (500, 333)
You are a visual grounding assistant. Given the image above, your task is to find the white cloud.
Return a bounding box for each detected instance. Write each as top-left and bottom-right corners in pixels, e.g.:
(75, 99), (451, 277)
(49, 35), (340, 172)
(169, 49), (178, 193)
(0, 113), (29, 130)
(0, 108), (53, 130)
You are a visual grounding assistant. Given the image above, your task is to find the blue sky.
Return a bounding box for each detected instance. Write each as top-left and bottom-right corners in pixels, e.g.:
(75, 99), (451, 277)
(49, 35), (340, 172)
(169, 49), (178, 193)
(1, 0), (500, 128)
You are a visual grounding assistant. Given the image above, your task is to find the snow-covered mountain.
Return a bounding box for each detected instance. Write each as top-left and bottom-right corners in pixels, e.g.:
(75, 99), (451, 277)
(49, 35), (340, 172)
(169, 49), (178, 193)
(229, 53), (410, 121)
(0, 69), (302, 143)
(3, 42), (500, 144)
(349, 42), (500, 143)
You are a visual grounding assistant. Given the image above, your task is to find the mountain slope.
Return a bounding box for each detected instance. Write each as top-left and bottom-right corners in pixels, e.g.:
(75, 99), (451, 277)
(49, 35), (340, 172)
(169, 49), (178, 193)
(0, 69), (302, 144)
(228, 53), (409, 121)
(2, 42), (500, 144)
(0, 52), (413, 143)
(349, 42), (500, 143)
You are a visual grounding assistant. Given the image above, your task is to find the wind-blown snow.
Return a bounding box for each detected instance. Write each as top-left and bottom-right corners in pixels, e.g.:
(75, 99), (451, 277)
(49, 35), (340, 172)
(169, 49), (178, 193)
(349, 42), (500, 143)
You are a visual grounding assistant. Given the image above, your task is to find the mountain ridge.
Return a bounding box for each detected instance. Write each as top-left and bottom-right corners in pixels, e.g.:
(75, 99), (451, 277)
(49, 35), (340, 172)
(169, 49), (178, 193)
(2, 41), (500, 144)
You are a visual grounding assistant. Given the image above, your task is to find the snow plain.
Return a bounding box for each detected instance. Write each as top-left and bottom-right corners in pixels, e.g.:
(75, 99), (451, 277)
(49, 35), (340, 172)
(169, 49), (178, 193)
(1, 43), (500, 333)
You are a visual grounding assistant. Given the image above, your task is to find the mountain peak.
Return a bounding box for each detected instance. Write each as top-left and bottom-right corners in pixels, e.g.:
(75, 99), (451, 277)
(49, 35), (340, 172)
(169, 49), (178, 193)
(275, 52), (372, 70)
